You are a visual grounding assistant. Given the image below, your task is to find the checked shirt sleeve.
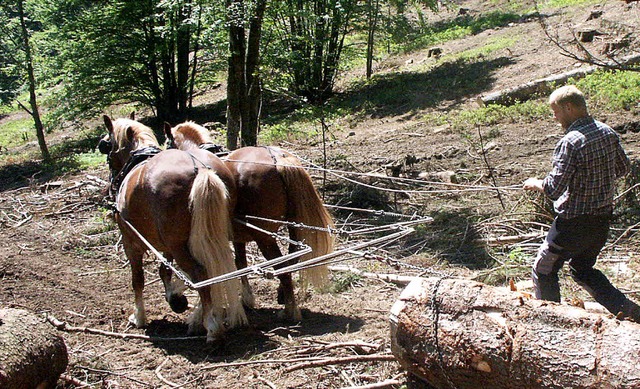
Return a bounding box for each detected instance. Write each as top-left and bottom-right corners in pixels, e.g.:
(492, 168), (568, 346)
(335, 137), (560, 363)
(614, 139), (630, 179)
(542, 138), (578, 201)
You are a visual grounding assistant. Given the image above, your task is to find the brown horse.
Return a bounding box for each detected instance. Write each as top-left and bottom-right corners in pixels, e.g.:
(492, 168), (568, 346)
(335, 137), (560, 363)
(99, 115), (246, 341)
(165, 122), (335, 321)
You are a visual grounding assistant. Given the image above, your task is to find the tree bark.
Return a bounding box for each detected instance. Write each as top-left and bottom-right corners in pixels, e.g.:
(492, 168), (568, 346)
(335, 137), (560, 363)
(390, 277), (640, 389)
(0, 308), (68, 388)
(18, 0), (50, 162)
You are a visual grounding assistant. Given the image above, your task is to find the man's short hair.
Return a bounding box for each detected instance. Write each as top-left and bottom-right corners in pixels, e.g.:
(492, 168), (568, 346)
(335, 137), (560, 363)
(549, 85), (587, 110)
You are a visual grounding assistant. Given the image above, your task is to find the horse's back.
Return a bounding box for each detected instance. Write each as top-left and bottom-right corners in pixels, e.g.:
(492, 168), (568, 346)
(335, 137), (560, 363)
(226, 147), (288, 238)
(119, 149), (234, 251)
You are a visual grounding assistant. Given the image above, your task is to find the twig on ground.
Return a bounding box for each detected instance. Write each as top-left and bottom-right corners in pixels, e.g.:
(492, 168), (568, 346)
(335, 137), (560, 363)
(76, 365), (152, 387)
(46, 314), (205, 341)
(329, 265), (416, 286)
(155, 358), (180, 388)
(341, 379), (402, 389)
(284, 354), (397, 373)
(254, 373), (278, 389)
(200, 357), (326, 370)
(59, 373), (91, 388)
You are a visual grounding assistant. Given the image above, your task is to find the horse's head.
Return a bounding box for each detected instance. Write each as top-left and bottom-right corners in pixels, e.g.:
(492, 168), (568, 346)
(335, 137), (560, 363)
(164, 121), (212, 151)
(100, 115), (159, 175)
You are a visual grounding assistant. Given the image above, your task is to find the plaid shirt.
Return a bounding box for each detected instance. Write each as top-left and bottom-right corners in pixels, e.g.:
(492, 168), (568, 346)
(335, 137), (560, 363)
(542, 117), (630, 219)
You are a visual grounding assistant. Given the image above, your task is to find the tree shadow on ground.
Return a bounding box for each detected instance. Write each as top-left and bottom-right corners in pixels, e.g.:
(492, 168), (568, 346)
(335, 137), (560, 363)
(147, 308), (364, 363)
(334, 56), (516, 120)
(409, 208), (494, 270)
(0, 129), (105, 192)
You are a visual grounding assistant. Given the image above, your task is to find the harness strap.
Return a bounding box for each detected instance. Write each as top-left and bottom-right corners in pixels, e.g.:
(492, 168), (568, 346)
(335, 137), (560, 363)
(186, 152), (212, 174)
(110, 146), (162, 199)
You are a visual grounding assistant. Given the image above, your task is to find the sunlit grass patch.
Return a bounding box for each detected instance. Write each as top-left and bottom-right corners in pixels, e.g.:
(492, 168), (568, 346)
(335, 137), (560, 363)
(0, 117), (34, 150)
(575, 70), (640, 112)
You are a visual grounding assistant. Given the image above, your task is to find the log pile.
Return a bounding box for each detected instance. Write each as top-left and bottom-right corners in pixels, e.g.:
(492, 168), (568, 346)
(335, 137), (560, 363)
(0, 308), (68, 388)
(390, 277), (640, 388)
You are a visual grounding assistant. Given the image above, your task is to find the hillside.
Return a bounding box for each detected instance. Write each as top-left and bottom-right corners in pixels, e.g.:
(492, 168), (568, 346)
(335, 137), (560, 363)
(0, 1), (639, 388)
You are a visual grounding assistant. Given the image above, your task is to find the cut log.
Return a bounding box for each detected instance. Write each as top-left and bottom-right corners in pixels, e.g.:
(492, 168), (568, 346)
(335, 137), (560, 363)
(389, 277), (640, 389)
(0, 308), (68, 388)
(479, 53), (640, 106)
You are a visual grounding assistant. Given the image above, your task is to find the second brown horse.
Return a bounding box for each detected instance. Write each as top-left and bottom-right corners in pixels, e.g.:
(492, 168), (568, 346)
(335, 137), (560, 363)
(166, 122), (335, 321)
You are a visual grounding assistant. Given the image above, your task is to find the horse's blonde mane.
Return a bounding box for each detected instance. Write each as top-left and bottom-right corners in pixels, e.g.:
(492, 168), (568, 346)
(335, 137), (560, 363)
(173, 122), (211, 149)
(112, 118), (159, 151)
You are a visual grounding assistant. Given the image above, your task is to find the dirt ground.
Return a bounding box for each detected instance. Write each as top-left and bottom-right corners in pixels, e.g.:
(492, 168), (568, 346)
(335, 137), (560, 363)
(1, 1), (639, 388)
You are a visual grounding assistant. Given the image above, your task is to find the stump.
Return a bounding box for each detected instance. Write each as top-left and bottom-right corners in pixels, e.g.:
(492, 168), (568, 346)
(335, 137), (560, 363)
(0, 308), (68, 388)
(390, 277), (640, 389)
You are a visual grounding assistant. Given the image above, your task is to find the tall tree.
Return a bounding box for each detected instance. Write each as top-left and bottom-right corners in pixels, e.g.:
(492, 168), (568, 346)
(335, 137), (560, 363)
(269, 0), (358, 103)
(0, 0), (50, 161)
(226, 0), (266, 149)
(39, 0), (219, 124)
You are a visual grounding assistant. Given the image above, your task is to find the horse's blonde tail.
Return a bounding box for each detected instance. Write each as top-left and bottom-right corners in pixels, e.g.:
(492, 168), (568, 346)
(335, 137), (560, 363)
(276, 153), (335, 290)
(188, 168), (247, 328)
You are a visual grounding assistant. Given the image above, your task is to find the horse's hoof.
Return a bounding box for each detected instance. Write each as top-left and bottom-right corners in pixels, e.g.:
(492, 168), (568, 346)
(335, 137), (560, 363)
(242, 291), (256, 310)
(128, 313), (146, 328)
(278, 306), (302, 322)
(187, 322), (206, 336)
(169, 294), (189, 313)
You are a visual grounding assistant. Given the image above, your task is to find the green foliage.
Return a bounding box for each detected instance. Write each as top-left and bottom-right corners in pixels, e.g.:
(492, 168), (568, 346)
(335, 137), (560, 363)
(448, 100), (549, 130)
(395, 11), (523, 53)
(543, 0), (602, 8)
(454, 36), (519, 61)
(329, 271), (363, 293)
(0, 3), (24, 105)
(0, 117), (33, 151)
(574, 70), (640, 112)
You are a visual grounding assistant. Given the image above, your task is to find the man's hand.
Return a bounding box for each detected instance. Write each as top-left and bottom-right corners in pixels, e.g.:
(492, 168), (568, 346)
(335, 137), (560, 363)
(523, 178), (544, 193)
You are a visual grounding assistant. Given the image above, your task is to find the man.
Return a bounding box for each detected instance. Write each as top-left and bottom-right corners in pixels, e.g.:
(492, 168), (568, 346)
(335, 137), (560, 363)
(523, 85), (640, 320)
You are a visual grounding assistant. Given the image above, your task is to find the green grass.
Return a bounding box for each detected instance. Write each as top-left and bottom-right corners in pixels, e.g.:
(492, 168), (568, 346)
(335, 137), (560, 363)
(543, 0), (602, 8)
(575, 70), (640, 112)
(401, 11), (524, 53)
(455, 36), (519, 61)
(0, 117), (34, 150)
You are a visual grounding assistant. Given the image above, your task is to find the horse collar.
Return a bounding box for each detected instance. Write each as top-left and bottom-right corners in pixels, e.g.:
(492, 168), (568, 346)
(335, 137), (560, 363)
(110, 146), (162, 199)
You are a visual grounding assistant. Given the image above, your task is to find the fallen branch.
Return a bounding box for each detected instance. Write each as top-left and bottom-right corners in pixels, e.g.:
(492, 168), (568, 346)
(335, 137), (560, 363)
(284, 354), (397, 373)
(297, 339), (381, 355)
(329, 265), (416, 286)
(46, 314), (205, 341)
(155, 358), (179, 388)
(59, 374), (90, 387)
(201, 357), (326, 370)
(475, 232), (543, 246)
(342, 379), (402, 389)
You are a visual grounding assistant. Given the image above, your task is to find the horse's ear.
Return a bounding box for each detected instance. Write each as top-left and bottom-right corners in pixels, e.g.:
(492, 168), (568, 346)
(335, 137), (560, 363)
(130, 111), (135, 120)
(164, 122), (174, 142)
(103, 115), (114, 134)
(125, 126), (136, 142)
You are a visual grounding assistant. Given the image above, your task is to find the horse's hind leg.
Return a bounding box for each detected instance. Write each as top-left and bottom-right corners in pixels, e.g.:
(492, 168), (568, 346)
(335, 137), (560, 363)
(174, 253), (224, 342)
(124, 245), (147, 328)
(257, 238), (301, 322)
(234, 242), (255, 309)
(159, 257), (188, 313)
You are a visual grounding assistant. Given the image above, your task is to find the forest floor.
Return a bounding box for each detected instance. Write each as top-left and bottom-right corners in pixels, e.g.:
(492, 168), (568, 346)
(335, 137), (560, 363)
(1, 0), (639, 388)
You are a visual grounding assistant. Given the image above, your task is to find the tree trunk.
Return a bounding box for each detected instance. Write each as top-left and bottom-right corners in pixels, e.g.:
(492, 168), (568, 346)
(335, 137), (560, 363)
(18, 0), (50, 162)
(226, 0), (245, 150)
(0, 308), (68, 388)
(227, 0), (265, 149)
(390, 277), (640, 389)
(365, 0), (380, 79)
(241, 0), (266, 147)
